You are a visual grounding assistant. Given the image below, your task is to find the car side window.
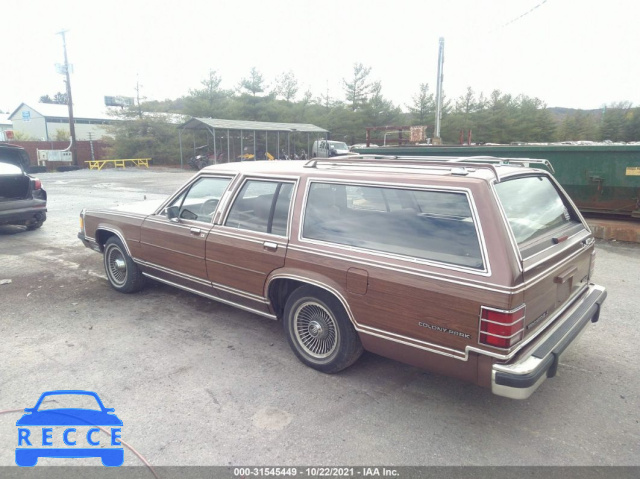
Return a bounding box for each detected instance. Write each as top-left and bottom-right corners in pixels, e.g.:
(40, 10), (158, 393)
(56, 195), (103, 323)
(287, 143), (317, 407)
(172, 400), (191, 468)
(225, 180), (293, 235)
(303, 182), (484, 270)
(167, 177), (231, 222)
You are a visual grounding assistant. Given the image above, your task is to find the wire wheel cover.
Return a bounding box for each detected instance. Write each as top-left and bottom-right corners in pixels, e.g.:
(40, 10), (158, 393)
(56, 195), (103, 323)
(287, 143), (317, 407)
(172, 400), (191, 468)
(294, 301), (339, 359)
(106, 245), (127, 285)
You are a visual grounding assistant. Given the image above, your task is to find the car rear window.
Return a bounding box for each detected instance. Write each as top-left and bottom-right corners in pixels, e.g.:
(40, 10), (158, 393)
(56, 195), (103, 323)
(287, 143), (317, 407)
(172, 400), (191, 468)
(0, 163), (22, 175)
(0, 148), (28, 169)
(494, 175), (582, 248)
(302, 182), (484, 270)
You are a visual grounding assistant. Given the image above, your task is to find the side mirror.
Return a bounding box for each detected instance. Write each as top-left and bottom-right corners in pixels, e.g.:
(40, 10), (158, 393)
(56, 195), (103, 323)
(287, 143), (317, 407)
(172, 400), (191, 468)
(166, 206), (180, 222)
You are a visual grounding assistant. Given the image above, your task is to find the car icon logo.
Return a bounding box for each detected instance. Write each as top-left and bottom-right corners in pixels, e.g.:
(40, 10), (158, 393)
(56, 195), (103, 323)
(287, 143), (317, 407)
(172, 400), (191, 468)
(16, 390), (123, 467)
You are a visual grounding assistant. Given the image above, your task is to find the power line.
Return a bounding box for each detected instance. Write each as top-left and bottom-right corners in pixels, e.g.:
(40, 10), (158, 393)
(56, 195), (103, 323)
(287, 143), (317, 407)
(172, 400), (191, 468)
(490, 0), (549, 33)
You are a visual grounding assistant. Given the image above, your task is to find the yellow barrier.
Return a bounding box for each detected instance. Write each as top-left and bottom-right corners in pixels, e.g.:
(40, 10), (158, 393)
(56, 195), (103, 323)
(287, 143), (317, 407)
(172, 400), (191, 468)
(85, 158), (151, 170)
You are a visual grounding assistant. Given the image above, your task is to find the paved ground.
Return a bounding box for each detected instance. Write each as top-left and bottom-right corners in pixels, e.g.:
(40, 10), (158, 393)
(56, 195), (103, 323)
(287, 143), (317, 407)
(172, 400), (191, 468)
(0, 167), (639, 469)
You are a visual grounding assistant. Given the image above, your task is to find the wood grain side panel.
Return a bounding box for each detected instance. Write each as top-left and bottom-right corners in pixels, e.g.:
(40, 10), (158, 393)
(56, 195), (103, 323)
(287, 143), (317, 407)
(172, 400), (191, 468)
(284, 248), (509, 353)
(85, 212), (145, 256)
(140, 218), (210, 280)
(206, 230), (286, 297)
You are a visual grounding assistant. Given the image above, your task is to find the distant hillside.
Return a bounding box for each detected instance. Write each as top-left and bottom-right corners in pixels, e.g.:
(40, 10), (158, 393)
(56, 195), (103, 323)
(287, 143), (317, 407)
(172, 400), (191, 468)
(547, 107), (604, 123)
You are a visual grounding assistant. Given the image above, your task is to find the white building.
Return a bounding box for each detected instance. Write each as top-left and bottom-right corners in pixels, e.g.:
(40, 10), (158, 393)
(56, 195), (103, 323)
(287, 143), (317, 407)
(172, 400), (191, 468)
(0, 113), (12, 141)
(8, 103), (121, 141)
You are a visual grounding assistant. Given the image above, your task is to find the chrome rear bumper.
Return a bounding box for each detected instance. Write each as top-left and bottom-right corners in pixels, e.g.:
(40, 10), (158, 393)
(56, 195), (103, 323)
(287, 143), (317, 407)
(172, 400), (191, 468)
(491, 284), (607, 399)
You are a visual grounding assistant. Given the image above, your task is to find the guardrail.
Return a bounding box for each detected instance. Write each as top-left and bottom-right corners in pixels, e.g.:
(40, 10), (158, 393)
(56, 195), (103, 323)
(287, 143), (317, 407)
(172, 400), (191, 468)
(85, 158), (150, 170)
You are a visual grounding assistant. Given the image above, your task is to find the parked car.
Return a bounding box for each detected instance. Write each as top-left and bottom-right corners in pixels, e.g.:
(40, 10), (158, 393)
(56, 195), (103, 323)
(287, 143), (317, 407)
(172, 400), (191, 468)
(311, 140), (351, 158)
(349, 143), (379, 150)
(78, 156), (606, 399)
(0, 143), (47, 230)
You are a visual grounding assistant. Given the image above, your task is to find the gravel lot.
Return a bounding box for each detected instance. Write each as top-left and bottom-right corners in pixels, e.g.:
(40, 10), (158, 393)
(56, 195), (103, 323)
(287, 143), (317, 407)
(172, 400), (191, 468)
(1, 167), (639, 470)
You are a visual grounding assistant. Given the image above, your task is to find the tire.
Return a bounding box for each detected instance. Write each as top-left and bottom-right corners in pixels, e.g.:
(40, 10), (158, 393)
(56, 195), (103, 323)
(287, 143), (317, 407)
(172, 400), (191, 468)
(103, 236), (145, 293)
(26, 220), (44, 231)
(283, 285), (363, 373)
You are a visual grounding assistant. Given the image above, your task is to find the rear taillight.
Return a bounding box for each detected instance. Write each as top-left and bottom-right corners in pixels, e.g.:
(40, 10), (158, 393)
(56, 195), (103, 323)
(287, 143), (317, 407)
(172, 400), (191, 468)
(479, 305), (525, 349)
(33, 178), (42, 190)
(589, 250), (596, 279)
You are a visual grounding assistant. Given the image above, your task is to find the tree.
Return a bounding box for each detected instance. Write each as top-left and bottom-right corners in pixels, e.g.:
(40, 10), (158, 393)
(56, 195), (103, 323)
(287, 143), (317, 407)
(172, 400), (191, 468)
(624, 107), (640, 141)
(601, 102), (633, 141)
(184, 70), (233, 118)
(316, 88), (336, 110)
(54, 128), (70, 141)
(190, 70), (222, 103)
(343, 63), (372, 111)
(39, 92), (68, 104)
(407, 83), (435, 124)
(362, 81), (401, 127)
(455, 87), (478, 115)
(239, 67), (267, 97)
(54, 92), (68, 104)
(297, 90), (314, 121)
(12, 131), (37, 141)
(107, 111), (182, 165)
(274, 71), (299, 102)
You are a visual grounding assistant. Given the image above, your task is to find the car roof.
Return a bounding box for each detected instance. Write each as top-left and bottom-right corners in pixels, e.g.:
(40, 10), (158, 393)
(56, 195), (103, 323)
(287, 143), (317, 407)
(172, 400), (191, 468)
(201, 156), (546, 183)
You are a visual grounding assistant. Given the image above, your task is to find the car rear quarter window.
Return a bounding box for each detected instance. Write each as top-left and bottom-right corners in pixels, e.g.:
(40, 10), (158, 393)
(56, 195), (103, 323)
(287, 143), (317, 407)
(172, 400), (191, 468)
(494, 175), (584, 252)
(303, 182), (484, 270)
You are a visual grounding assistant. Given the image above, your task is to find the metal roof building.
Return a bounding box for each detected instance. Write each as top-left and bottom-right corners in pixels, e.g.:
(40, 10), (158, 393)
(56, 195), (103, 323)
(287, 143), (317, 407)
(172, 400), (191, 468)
(8, 102), (120, 141)
(178, 117), (328, 165)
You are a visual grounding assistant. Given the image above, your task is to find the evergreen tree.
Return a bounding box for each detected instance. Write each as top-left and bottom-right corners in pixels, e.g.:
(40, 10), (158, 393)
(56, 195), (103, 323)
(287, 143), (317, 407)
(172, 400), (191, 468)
(274, 71), (299, 103)
(343, 63), (372, 111)
(239, 67), (267, 97)
(407, 83), (435, 125)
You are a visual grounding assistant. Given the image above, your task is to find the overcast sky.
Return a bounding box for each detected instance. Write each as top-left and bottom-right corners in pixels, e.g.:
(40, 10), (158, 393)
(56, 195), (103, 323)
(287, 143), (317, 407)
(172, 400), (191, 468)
(1, 0), (638, 114)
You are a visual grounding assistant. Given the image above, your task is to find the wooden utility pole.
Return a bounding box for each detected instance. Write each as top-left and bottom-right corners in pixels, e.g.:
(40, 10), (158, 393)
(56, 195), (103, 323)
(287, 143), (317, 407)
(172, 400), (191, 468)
(57, 30), (78, 166)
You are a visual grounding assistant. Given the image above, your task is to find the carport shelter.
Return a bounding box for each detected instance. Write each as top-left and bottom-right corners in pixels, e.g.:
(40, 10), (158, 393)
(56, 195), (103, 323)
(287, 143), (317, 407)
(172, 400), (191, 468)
(178, 118), (328, 166)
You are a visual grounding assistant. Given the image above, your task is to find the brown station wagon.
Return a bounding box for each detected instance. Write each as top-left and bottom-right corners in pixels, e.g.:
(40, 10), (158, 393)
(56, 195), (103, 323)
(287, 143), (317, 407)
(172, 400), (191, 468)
(78, 156), (607, 399)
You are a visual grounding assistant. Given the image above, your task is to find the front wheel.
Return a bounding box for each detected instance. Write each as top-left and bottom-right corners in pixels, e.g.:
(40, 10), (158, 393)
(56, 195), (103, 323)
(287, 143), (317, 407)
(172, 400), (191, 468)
(103, 236), (146, 293)
(283, 286), (363, 373)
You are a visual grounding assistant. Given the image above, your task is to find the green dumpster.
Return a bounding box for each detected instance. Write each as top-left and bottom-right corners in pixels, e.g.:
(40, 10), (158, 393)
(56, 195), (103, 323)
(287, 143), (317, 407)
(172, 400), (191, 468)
(352, 144), (640, 218)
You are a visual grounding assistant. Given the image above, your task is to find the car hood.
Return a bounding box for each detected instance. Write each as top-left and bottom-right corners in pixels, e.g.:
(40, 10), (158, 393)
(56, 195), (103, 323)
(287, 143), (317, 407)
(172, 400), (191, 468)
(16, 409), (123, 426)
(110, 199), (165, 215)
(0, 144), (31, 170)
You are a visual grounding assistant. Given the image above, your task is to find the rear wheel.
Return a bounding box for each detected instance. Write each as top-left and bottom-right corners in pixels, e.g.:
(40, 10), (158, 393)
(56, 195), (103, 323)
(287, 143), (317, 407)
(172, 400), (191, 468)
(103, 236), (145, 293)
(26, 220), (44, 230)
(283, 285), (363, 373)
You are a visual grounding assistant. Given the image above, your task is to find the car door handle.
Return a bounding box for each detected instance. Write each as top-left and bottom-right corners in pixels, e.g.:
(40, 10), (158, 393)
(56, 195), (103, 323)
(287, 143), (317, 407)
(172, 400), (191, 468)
(190, 227), (202, 236)
(263, 241), (278, 252)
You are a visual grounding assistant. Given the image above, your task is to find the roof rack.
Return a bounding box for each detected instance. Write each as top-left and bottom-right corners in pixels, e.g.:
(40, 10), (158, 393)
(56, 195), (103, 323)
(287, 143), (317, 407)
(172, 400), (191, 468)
(449, 155), (555, 174)
(303, 155), (555, 181)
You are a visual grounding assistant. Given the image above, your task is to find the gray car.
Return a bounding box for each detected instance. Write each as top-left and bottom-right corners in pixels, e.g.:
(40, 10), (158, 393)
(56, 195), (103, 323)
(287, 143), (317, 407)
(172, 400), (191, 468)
(0, 143), (47, 230)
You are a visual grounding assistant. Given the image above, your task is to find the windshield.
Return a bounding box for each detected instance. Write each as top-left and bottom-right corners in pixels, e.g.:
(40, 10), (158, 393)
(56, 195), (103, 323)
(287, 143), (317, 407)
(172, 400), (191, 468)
(494, 175), (581, 246)
(328, 141), (348, 150)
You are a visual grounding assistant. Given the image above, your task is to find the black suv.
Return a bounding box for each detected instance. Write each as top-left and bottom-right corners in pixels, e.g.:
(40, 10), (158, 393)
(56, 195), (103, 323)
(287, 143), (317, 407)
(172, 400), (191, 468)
(0, 143), (47, 230)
